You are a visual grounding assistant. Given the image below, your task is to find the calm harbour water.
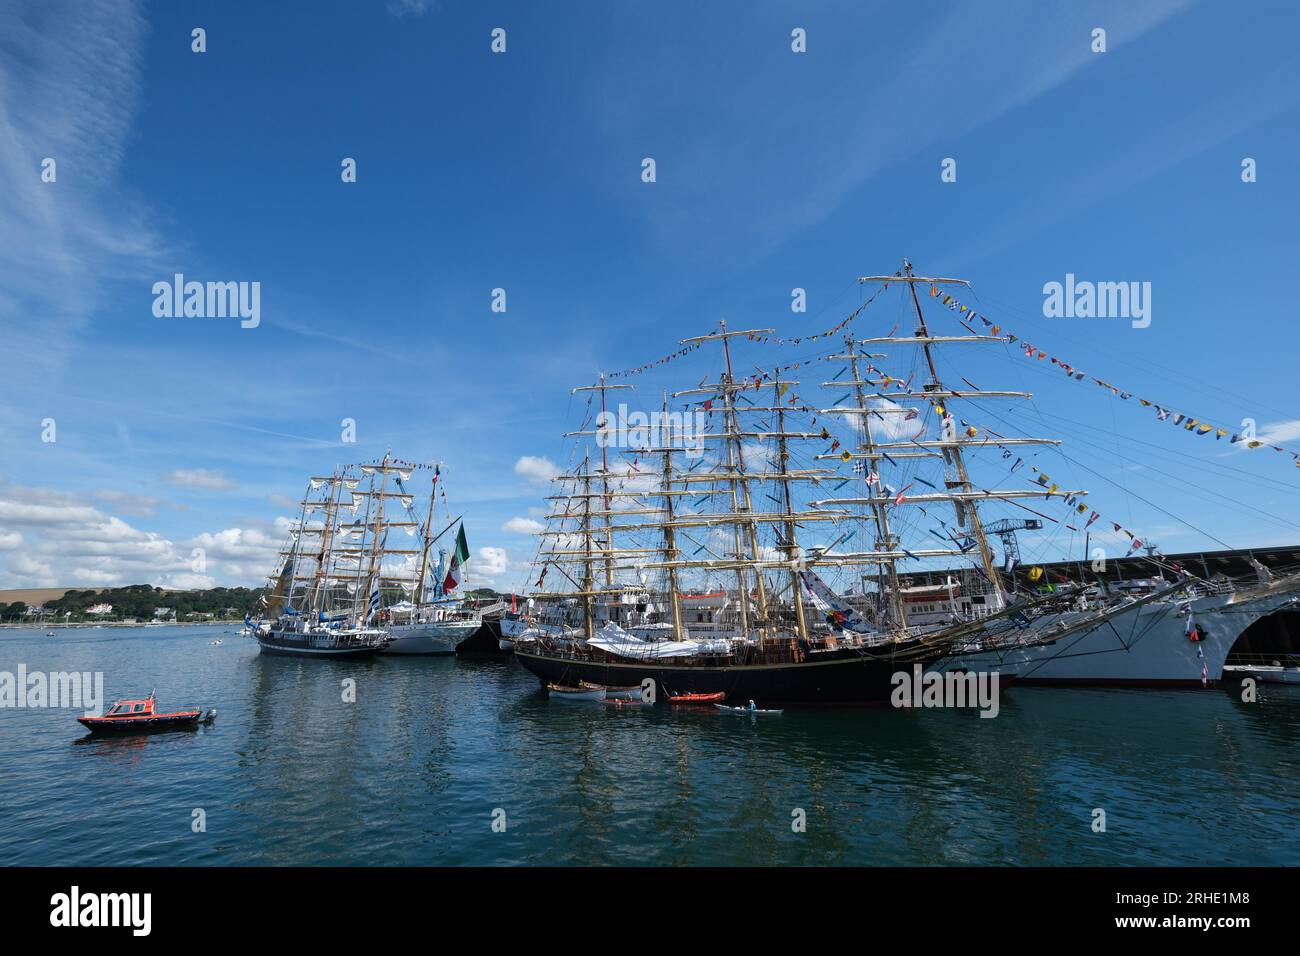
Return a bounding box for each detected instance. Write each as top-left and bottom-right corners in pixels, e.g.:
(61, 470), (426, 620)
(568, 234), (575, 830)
(1, 624), (1298, 866)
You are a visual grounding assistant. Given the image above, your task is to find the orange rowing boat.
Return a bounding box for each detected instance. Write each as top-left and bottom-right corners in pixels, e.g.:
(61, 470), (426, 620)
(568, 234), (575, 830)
(668, 691), (725, 704)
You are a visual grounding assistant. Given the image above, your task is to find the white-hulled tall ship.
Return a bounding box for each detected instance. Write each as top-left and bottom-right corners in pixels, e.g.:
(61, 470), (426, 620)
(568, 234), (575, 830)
(507, 263), (1192, 703)
(382, 465), (482, 655)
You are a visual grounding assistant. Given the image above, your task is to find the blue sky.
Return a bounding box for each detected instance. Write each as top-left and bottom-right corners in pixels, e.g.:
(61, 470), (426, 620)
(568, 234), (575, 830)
(2, 0), (1299, 592)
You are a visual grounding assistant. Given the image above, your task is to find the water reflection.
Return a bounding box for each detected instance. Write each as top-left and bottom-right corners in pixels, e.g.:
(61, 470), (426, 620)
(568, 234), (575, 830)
(3, 626), (1299, 865)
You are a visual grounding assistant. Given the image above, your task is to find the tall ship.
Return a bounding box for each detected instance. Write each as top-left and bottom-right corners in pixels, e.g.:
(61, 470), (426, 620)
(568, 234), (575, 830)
(253, 455), (478, 657)
(382, 465), (482, 655)
(507, 263), (1188, 703)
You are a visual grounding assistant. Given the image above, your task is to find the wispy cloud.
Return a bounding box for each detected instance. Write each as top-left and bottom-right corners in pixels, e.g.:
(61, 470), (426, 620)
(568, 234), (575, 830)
(165, 468), (237, 492)
(386, 0), (439, 18)
(590, 0), (1192, 261)
(0, 0), (166, 389)
(1258, 420), (1300, 445)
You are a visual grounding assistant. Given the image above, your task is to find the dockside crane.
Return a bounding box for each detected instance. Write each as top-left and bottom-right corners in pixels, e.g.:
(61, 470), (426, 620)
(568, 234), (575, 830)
(984, 518), (1042, 572)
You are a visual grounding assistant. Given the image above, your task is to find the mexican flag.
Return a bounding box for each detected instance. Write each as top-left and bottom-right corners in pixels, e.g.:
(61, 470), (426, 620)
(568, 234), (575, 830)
(442, 525), (470, 592)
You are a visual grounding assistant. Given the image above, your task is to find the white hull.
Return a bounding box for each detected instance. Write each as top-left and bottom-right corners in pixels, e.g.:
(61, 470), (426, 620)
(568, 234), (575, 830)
(1224, 664), (1300, 685)
(940, 585), (1299, 685)
(382, 620), (479, 655)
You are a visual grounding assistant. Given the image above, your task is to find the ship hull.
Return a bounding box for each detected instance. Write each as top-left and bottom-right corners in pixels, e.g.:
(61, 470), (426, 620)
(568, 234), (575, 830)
(937, 587), (1298, 686)
(257, 631), (388, 658)
(514, 645), (950, 705)
(78, 712), (202, 734)
(382, 621), (479, 655)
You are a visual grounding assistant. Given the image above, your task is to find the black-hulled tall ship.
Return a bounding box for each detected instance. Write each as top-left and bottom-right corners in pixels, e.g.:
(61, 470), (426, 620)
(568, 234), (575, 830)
(510, 263), (1180, 702)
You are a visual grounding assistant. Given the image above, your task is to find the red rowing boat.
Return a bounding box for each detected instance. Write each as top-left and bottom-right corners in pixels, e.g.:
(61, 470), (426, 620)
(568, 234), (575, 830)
(668, 691), (726, 704)
(77, 692), (215, 734)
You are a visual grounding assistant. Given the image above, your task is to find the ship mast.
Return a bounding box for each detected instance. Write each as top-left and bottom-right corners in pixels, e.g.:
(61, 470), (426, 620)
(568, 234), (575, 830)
(679, 320), (775, 644)
(283, 480), (312, 618)
(659, 391), (685, 640)
(842, 336), (907, 629)
(415, 464), (439, 606)
(312, 471), (345, 618)
(572, 376), (634, 589)
(580, 452), (595, 640)
(770, 369), (808, 643)
(900, 261), (1003, 596)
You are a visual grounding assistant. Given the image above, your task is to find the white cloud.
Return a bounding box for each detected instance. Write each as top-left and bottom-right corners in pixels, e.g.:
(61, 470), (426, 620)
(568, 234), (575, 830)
(9, 553), (55, 586)
(189, 527), (284, 581)
(501, 517), (544, 535)
(1258, 420), (1300, 445)
(387, 0), (438, 16)
(165, 468), (237, 491)
(861, 400), (926, 442)
(0, 479), (278, 588)
(161, 573), (218, 590)
(466, 546), (509, 586)
(93, 489), (162, 517)
(514, 455), (560, 483)
(739, 441), (776, 468)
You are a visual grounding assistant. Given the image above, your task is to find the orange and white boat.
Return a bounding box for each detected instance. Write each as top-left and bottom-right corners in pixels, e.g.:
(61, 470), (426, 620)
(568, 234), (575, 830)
(77, 692), (215, 734)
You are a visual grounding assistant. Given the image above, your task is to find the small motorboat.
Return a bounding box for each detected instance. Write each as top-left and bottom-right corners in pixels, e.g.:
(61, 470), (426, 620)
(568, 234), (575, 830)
(547, 683), (606, 701)
(45, 631), (56, 637)
(580, 681), (643, 701)
(209, 639), (223, 646)
(669, 691), (726, 704)
(715, 702), (783, 716)
(77, 692), (216, 734)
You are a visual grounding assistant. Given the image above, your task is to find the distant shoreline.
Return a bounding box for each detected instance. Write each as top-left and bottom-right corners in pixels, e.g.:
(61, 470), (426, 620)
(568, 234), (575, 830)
(0, 620), (241, 629)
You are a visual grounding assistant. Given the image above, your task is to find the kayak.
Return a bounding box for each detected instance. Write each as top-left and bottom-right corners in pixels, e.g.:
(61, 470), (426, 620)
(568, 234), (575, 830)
(715, 704), (783, 715)
(601, 697), (652, 707)
(669, 691), (726, 704)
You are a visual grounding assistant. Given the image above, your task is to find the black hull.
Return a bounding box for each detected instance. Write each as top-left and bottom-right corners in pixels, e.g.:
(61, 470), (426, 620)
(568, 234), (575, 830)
(257, 642), (386, 658)
(78, 715), (201, 734)
(514, 646), (951, 705)
(256, 634), (388, 658)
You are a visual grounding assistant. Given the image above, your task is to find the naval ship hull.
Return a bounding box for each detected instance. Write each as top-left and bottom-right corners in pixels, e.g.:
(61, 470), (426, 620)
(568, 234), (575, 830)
(937, 585), (1300, 686)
